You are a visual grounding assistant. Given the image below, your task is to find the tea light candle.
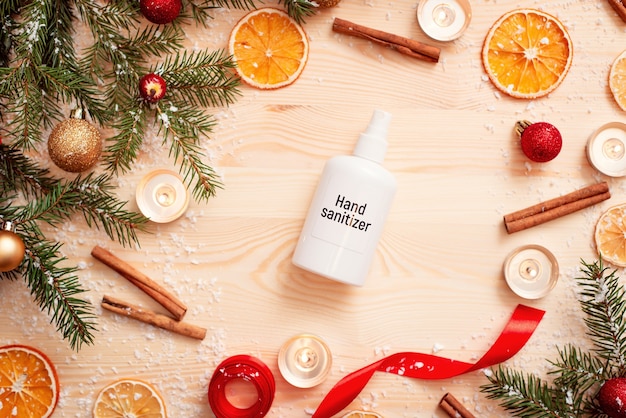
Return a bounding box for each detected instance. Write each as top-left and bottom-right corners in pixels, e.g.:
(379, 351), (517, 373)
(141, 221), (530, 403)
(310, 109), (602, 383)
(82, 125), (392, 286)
(587, 122), (626, 177)
(417, 0), (471, 41)
(278, 334), (332, 388)
(136, 169), (190, 223)
(503, 245), (559, 299)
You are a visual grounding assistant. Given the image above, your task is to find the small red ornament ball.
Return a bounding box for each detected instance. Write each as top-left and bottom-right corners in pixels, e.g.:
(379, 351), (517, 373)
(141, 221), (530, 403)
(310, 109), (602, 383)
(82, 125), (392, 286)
(516, 120), (563, 163)
(139, 73), (167, 103)
(598, 378), (626, 418)
(139, 0), (182, 25)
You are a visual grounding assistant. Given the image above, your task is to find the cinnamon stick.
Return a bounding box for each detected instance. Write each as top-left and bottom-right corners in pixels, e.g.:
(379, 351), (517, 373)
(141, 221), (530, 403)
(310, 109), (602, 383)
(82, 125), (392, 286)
(607, 0), (626, 23)
(332, 18), (440, 63)
(92, 246), (187, 321)
(102, 295), (206, 340)
(439, 393), (476, 418)
(504, 182), (610, 234)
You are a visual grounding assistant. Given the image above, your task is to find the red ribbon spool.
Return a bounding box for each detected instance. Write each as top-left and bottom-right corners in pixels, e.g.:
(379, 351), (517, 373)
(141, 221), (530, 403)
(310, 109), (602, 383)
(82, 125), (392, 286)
(208, 355), (276, 418)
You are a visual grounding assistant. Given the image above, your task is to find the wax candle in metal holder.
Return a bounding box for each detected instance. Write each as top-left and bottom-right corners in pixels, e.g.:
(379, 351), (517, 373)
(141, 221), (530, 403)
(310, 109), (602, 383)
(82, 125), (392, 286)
(503, 245), (559, 299)
(136, 169), (190, 223)
(587, 122), (626, 177)
(417, 0), (471, 41)
(278, 334), (332, 388)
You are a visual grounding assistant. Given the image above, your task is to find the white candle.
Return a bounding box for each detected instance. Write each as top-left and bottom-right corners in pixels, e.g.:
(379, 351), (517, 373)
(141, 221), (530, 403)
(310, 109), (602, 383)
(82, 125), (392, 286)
(277, 334), (332, 388)
(503, 245), (559, 299)
(136, 169), (190, 223)
(587, 122), (626, 177)
(417, 0), (471, 41)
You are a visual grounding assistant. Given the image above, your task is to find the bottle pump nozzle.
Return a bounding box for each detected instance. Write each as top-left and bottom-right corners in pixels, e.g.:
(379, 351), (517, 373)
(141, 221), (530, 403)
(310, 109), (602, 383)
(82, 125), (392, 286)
(353, 109), (391, 164)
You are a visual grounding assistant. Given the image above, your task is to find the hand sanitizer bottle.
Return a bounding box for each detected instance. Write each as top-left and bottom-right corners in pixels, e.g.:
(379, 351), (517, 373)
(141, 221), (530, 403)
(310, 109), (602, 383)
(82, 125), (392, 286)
(292, 109), (397, 286)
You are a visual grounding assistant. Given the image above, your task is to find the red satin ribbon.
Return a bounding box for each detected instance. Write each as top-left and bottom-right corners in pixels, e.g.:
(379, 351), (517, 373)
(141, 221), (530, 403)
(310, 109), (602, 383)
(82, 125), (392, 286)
(312, 304), (545, 418)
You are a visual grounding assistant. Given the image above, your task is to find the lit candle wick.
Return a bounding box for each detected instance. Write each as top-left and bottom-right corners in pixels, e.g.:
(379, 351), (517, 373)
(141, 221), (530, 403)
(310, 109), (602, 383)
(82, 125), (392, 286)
(603, 137), (625, 160)
(154, 183), (177, 207)
(295, 347), (318, 370)
(432, 4), (456, 27)
(519, 259), (541, 281)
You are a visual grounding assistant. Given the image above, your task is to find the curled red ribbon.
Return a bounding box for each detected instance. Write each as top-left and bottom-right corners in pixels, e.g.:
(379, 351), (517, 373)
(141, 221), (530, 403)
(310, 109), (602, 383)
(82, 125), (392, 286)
(312, 304), (545, 418)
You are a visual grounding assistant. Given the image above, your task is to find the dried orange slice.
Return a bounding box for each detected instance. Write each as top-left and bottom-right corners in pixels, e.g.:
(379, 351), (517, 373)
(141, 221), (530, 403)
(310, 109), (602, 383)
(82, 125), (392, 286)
(610, 49), (626, 111)
(595, 204), (626, 267)
(342, 412), (383, 418)
(228, 8), (309, 89)
(93, 378), (167, 418)
(0, 344), (60, 418)
(482, 9), (573, 99)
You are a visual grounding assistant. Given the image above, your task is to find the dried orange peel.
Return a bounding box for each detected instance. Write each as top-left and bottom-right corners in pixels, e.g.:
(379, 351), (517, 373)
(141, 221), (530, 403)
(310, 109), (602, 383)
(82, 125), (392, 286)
(482, 8), (573, 99)
(595, 204), (626, 267)
(93, 378), (167, 418)
(228, 8), (309, 89)
(342, 411), (384, 418)
(610, 49), (626, 111)
(0, 344), (60, 418)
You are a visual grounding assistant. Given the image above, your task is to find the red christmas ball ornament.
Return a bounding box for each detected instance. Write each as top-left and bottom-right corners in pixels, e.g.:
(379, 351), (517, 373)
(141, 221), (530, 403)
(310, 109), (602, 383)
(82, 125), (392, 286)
(139, 0), (182, 25)
(515, 120), (563, 163)
(139, 73), (167, 103)
(598, 378), (626, 417)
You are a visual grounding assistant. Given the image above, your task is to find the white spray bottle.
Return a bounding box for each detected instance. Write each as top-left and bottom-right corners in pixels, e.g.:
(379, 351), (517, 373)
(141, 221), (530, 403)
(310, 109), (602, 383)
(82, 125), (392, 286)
(292, 109), (397, 286)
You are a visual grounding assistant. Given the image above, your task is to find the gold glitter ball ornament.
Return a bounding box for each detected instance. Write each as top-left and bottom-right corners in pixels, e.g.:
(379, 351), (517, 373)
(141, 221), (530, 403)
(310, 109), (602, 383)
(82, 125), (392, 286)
(48, 117), (102, 173)
(0, 229), (25, 272)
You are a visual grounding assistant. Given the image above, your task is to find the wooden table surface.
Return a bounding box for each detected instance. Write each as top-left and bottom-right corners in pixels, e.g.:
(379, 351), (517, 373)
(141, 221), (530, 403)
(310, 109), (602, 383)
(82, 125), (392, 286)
(2, 0), (626, 416)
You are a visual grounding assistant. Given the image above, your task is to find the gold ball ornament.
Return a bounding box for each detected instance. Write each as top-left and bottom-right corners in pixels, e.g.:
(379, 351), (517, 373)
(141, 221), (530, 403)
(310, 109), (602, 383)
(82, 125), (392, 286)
(0, 229), (25, 272)
(48, 117), (102, 173)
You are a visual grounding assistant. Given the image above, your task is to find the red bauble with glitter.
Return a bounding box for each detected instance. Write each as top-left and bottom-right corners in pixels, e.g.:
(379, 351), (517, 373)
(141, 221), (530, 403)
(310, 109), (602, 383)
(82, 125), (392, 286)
(515, 120), (563, 163)
(139, 0), (182, 25)
(599, 378), (626, 418)
(139, 73), (167, 103)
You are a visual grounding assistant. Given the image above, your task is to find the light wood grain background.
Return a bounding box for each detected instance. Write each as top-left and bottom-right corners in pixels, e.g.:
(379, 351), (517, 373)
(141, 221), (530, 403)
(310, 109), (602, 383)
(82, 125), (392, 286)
(2, 0), (626, 416)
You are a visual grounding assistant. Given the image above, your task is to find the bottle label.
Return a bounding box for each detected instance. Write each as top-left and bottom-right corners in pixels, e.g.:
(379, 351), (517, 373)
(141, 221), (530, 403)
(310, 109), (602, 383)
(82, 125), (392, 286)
(311, 176), (386, 254)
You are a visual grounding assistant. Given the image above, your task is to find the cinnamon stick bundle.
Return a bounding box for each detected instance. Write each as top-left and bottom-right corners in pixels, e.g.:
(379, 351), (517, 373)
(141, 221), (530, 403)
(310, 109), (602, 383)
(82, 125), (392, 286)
(92, 246), (187, 321)
(102, 295), (207, 340)
(504, 182), (610, 234)
(607, 0), (626, 23)
(332, 18), (440, 63)
(439, 393), (476, 418)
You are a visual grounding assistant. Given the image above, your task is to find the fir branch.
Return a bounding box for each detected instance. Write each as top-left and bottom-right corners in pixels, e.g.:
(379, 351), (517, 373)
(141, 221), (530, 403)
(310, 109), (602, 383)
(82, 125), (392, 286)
(277, 0), (318, 24)
(550, 344), (607, 395)
(67, 174), (149, 247)
(104, 101), (147, 174)
(184, 0), (256, 25)
(158, 49), (241, 108)
(0, 144), (57, 197)
(482, 366), (576, 417)
(577, 259), (626, 371)
(20, 230), (97, 351)
(156, 102), (223, 201)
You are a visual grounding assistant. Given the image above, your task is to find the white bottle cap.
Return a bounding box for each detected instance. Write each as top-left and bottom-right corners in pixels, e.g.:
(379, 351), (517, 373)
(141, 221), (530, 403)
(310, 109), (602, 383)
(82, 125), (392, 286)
(353, 109), (391, 164)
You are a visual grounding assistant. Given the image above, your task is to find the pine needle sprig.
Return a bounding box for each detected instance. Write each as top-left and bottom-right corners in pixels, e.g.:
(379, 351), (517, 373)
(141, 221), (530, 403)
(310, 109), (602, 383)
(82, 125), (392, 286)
(577, 259), (626, 370)
(157, 49), (241, 108)
(482, 367), (573, 417)
(104, 102), (146, 175)
(277, 0), (318, 24)
(20, 231), (97, 351)
(0, 145), (58, 197)
(185, 0), (256, 24)
(156, 103), (223, 200)
(550, 344), (607, 395)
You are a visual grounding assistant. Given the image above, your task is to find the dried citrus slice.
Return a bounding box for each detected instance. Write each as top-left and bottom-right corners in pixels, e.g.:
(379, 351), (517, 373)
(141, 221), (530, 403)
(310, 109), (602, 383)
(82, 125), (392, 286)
(93, 378), (167, 418)
(0, 344), (60, 418)
(342, 411), (383, 418)
(595, 204), (626, 267)
(482, 9), (573, 99)
(610, 49), (626, 111)
(228, 8), (309, 89)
